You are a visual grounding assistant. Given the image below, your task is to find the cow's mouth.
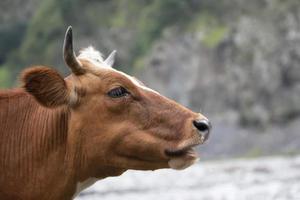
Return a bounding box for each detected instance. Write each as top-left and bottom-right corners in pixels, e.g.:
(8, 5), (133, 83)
(165, 146), (198, 158)
(165, 143), (201, 170)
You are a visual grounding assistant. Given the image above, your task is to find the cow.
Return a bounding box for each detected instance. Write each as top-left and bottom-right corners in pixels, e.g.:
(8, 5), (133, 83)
(0, 27), (211, 200)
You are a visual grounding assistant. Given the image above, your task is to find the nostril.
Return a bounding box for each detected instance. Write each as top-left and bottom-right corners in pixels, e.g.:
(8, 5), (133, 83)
(193, 119), (211, 133)
(193, 119), (211, 142)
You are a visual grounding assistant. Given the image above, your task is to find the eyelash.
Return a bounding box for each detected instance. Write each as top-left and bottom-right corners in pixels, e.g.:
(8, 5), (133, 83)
(107, 86), (130, 98)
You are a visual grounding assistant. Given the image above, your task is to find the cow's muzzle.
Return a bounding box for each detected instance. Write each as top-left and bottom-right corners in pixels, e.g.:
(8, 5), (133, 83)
(193, 118), (211, 143)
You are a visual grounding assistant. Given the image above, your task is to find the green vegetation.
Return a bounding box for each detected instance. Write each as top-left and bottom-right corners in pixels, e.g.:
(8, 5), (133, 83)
(0, 23), (27, 65)
(134, 1), (195, 56)
(188, 12), (228, 48)
(0, 67), (11, 88)
(7, 0), (67, 74)
(0, 0), (229, 87)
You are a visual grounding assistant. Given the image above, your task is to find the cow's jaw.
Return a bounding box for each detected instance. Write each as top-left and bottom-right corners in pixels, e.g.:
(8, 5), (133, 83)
(168, 149), (199, 170)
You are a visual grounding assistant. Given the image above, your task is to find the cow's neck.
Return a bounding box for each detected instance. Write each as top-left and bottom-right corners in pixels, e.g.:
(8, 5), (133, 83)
(0, 90), (79, 199)
(65, 114), (126, 198)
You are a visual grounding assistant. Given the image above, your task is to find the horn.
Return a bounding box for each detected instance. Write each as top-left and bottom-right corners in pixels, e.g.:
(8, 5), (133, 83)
(104, 50), (117, 67)
(63, 26), (85, 75)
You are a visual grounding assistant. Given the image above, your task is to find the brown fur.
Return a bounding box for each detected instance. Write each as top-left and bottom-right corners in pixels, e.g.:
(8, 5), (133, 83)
(22, 66), (69, 107)
(0, 89), (71, 200)
(0, 48), (209, 200)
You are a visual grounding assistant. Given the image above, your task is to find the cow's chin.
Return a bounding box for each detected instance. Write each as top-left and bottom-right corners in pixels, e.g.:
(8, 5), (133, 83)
(167, 149), (199, 170)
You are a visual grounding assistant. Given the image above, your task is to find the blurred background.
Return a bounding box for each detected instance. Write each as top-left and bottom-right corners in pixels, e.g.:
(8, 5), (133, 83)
(1, 0), (300, 199)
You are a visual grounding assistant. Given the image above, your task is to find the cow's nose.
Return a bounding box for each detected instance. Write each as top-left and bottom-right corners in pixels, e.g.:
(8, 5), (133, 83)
(193, 119), (211, 142)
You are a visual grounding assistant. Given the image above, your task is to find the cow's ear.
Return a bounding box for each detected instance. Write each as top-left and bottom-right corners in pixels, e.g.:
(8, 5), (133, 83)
(22, 66), (70, 108)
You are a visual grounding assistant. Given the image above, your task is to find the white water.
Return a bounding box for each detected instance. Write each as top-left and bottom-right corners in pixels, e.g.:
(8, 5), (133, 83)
(76, 155), (300, 200)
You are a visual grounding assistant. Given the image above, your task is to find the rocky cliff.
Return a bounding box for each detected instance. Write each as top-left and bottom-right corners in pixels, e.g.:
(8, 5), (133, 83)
(138, 0), (300, 127)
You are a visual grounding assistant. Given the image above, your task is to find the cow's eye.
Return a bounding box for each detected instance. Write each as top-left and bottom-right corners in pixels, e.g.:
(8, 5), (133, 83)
(107, 86), (130, 98)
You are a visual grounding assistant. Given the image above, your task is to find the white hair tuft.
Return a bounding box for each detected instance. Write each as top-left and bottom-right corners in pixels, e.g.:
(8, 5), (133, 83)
(78, 46), (104, 63)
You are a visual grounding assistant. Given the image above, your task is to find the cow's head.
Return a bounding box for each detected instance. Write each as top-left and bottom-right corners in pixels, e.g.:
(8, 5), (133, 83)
(22, 27), (211, 178)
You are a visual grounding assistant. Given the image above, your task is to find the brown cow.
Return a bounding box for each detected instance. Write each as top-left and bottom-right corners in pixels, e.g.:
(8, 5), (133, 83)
(0, 27), (211, 200)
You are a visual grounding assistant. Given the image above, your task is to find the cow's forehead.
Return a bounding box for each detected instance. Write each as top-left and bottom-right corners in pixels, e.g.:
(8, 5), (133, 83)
(77, 46), (159, 94)
(116, 70), (160, 94)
